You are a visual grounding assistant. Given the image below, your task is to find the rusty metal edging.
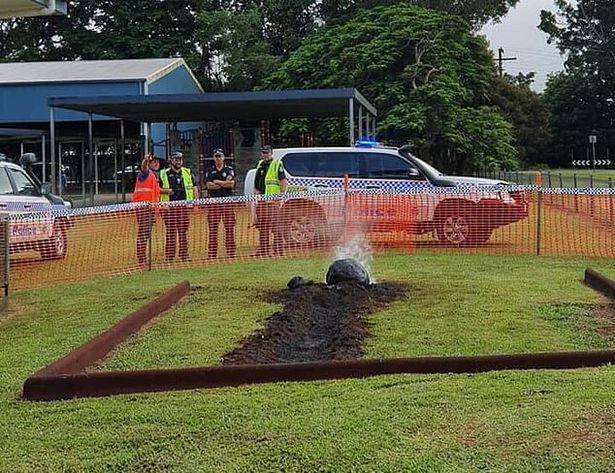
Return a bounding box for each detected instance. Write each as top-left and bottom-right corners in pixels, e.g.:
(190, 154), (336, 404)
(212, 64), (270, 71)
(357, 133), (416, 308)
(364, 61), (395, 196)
(23, 349), (615, 401)
(30, 280), (190, 378)
(22, 270), (615, 402)
(585, 268), (615, 300)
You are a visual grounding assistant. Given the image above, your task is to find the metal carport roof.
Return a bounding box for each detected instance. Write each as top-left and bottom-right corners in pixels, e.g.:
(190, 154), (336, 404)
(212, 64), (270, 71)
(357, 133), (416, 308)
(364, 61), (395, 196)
(48, 88), (377, 122)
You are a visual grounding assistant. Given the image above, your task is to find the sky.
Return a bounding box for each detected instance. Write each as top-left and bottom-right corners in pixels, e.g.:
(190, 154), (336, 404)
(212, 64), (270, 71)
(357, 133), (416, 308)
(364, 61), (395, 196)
(481, 0), (565, 91)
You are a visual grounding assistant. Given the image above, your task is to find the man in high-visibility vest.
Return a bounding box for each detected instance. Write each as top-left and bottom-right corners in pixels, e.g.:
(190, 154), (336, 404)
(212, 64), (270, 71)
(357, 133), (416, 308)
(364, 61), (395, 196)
(253, 145), (287, 256)
(159, 151), (199, 262)
(132, 154), (170, 266)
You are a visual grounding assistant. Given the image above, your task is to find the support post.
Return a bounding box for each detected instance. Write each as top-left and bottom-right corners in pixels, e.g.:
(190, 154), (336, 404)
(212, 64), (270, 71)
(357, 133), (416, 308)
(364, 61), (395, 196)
(88, 113), (94, 206)
(58, 141), (63, 197)
(120, 120), (126, 203)
(358, 106), (363, 141)
(113, 139), (118, 203)
(3, 216), (9, 300)
(348, 99), (355, 145)
(81, 141), (86, 203)
(536, 189), (543, 256)
(50, 107), (57, 194)
(41, 135), (46, 183)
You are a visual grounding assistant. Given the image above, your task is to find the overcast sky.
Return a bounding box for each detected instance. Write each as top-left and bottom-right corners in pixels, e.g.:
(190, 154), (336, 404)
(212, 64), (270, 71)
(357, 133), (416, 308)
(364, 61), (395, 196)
(481, 0), (564, 91)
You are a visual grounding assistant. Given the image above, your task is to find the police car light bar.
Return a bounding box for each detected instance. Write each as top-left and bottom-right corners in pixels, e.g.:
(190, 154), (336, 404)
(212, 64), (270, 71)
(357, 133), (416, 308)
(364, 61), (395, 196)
(355, 140), (380, 148)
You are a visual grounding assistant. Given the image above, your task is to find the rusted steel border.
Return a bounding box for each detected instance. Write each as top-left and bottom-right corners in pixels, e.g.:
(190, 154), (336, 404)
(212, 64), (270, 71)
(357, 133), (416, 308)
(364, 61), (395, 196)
(23, 349), (615, 401)
(31, 281), (190, 377)
(585, 268), (615, 300)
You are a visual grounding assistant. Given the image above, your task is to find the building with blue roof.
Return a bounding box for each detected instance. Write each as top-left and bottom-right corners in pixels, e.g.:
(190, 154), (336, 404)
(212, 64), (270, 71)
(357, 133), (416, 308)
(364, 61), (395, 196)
(0, 58), (204, 197)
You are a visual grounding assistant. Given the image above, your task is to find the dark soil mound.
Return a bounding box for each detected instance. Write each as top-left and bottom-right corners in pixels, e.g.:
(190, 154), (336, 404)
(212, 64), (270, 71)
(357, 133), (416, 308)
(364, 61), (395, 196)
(222, 281), (408, 365)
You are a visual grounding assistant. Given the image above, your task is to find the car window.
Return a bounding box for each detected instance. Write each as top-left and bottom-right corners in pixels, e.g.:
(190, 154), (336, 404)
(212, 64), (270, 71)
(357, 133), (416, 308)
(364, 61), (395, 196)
(0, 169), (14, 195)
(283, 153), (317, 177)
(361, 153), (421, 180)
(313, 152), (361, 178)
(8, 168), (39, 196)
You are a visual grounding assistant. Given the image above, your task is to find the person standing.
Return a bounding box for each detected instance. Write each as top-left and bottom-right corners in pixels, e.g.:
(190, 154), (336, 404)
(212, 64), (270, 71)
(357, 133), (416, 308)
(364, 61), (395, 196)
(205, 149), (236, 259)
(159, 151), (199, 262)
(132, 155), (168, 267)
(253, 145), (287, 256)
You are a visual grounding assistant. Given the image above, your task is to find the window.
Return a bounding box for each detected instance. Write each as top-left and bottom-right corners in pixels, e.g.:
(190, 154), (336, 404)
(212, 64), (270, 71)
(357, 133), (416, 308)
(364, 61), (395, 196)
(361, 153), (421, 180)
(283, 153), (317, 177)
(314, 152), (361, 178)
(8, 168), (38, 196)
(0, 169), (13, 195)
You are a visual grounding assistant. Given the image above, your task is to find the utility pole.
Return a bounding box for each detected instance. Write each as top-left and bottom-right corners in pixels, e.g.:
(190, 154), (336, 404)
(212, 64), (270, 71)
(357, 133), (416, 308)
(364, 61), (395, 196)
(498, 48), (517, 78)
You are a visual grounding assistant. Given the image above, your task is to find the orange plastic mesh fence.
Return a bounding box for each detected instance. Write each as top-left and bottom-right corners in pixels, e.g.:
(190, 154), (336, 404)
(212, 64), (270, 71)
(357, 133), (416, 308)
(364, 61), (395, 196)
(7, 187), (615, 290)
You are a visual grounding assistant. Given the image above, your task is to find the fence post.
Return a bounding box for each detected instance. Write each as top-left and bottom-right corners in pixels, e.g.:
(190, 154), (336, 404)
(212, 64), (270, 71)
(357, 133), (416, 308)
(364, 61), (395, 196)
(574, 173), (579, 212)
(590, 175), (595, 217)
(3, 217), (9, 300)
(609, 178), (613, 223)
(536, 188), (543, 256)
(148, 203), (154, 271)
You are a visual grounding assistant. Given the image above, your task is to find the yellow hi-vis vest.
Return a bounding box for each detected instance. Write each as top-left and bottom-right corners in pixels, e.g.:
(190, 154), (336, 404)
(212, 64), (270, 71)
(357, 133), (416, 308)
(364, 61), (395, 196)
(257, 159), (282, 195)
(159, 167), (195, 202)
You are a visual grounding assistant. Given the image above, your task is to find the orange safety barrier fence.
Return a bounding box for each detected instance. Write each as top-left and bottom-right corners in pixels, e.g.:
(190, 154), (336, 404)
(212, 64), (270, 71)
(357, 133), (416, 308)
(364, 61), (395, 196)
(7, 187), (615, 290)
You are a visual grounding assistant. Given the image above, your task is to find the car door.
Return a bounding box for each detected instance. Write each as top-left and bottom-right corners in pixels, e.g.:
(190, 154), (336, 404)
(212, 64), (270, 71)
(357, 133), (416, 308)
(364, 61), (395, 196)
(3, 166), (54, 243)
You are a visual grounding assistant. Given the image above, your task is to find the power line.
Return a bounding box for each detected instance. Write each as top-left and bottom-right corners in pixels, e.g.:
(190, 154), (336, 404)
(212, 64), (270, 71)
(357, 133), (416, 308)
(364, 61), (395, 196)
(498, 47), (517, 77)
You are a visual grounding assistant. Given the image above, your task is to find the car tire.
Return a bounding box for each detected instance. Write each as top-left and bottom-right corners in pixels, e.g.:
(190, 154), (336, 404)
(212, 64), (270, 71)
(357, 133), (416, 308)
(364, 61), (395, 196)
(436, 206), (492, 246)
(41, 225), (68, 260)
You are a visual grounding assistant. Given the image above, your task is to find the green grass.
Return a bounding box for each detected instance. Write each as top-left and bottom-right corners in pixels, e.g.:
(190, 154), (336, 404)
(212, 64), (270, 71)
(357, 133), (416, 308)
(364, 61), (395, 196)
(1, 253), (614, 472)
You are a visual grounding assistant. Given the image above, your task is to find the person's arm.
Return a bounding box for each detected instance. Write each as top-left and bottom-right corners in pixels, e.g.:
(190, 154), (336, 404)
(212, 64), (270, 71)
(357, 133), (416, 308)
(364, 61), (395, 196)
(205, 170), (221, 190)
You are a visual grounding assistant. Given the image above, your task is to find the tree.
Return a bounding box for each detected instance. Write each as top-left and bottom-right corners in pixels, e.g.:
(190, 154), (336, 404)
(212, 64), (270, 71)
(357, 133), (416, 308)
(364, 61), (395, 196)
(540, 0), (615, 165)
(488, 74), (551, 166)
(265, 4), (518, 172)
(319, 0), (520, 28)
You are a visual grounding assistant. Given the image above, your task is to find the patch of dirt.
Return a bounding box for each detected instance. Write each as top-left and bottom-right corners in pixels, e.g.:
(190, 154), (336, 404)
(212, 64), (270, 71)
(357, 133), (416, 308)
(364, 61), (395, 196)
(222, 281), (408, 365)
(592, 304), (615, 337)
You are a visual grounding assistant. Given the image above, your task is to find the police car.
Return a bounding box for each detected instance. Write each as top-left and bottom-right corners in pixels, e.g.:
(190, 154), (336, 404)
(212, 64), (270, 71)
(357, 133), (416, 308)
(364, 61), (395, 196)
(0, 159), (72, 260)
(244, 143), (528, 247)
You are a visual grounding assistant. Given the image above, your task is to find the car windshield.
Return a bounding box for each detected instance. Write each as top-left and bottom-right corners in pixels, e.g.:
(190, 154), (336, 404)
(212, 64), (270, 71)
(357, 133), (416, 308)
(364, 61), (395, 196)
(399, 150), (443, 176)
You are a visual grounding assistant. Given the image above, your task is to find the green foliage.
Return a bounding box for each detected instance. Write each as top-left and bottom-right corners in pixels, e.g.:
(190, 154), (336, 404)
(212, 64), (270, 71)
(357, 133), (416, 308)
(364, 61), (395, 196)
(319, 0), (521, 27)
(265, 4), (518, 172)
(540, 0), (615, 166)
(489, 75), (552, 166)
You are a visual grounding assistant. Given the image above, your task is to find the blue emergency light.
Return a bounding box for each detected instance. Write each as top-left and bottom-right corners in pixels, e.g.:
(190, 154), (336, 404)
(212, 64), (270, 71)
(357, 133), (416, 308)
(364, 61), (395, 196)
(355, 139), (380, 148)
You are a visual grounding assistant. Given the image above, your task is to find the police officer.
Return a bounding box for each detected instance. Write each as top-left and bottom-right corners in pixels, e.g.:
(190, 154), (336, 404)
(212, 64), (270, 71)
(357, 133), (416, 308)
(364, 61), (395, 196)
(159, 151), (199, 262)
(205, 149), (236, 259)
(253, 145), (287, 256)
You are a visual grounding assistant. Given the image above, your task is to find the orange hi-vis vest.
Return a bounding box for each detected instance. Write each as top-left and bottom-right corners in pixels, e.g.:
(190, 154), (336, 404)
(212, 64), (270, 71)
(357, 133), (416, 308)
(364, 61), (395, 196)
(132, 170), (161, 203)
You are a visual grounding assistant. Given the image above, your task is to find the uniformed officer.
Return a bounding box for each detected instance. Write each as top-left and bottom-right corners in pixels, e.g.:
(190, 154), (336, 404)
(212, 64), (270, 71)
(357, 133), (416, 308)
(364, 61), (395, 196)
(253, 145), (287, 256)
(205, 149), (236, 259)
(159, 151), (199, 262)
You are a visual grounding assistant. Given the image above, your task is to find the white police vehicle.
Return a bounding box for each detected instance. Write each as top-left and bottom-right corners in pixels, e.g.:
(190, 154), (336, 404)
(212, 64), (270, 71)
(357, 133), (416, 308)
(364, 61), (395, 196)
(0, 158), (72, 260)
(244, 143), (528, 247)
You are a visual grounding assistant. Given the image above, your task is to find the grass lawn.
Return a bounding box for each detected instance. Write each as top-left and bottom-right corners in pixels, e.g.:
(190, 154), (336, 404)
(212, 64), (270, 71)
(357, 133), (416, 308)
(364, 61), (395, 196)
(1, 253), (614, 472)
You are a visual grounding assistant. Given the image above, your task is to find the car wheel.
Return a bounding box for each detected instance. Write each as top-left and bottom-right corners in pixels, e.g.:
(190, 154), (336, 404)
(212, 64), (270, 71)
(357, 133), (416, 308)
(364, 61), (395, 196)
(282, 206), (328, 249)
(436, 209), (491, 246)
(41, 226), (68, 260)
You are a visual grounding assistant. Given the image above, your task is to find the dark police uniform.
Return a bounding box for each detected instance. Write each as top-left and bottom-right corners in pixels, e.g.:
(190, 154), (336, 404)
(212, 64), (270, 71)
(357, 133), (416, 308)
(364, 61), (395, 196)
(205, 164), (236, 258)
(254, 160), (286, 256)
